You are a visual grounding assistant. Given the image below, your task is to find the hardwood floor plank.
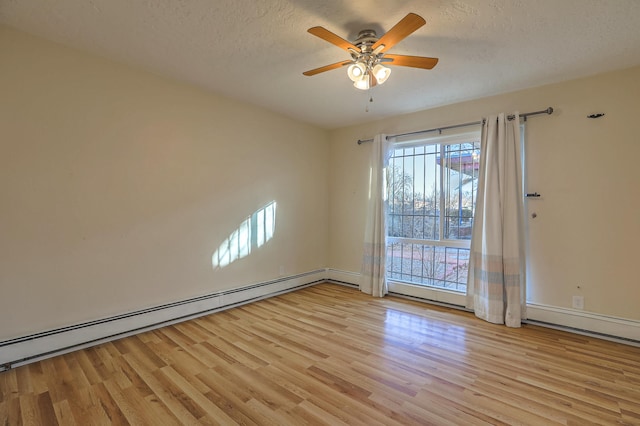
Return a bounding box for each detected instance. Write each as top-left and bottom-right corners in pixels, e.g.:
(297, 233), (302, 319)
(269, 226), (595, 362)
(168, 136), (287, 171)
(18, 393), (38, 425)
(0, 369), (18, 403)
(197, 369), (265, 425)
(162, 346), (212, 381)
(74, 350), (106, 385)
(88, 345), (119, 379)
(15, 365), (33, 396)
(243, 398), (304, 426)
(253, 364), (312, 401)
(102, 377), (170, 425)
(214, 362), (303, 410)
(41, 357), (76, 404)
(401, 390), (506, 426)
(156, 327), (199, 352)
(64, 379), (111, 425)
(349, 360), (420, 397)
(124, 355), (200, 424)
(304, 390), (401, 426)
(114, 355), (152, 398)
(251, 323), (330, 361)
(151, 368), (205, 421)
(289, 399), (350, 426)
(91, 382), (130, 425)
(0, 401), (8, 426)
(1, 283), (639, 425)
(160, 366), (237, 424)
(53, 399), (77, 426)
(205, 335), (270, 371)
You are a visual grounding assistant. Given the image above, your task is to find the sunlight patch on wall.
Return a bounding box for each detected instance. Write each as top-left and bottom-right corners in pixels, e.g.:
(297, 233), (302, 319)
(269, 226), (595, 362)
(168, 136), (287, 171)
(211, 201), (277, 269)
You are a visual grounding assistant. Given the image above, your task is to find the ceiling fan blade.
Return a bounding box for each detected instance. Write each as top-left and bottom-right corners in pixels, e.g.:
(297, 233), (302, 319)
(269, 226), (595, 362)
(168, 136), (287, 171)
(372, 13), (426, 53)
(308, 26), (360, 52)
(384, 54), (439, 69)
(303, 60), (352, 76)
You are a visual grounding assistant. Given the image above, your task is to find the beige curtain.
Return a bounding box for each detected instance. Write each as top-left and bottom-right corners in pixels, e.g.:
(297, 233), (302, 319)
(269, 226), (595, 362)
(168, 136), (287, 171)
(466, 113), (526, 327)
(360, 134), (390, 297)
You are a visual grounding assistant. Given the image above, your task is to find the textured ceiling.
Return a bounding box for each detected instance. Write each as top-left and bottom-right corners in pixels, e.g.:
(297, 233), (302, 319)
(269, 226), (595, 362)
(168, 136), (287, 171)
(2, 0), (640, 129)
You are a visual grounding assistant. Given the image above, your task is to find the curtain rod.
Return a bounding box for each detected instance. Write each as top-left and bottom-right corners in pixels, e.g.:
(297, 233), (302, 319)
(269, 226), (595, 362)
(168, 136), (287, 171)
(356, 107), (554, 145)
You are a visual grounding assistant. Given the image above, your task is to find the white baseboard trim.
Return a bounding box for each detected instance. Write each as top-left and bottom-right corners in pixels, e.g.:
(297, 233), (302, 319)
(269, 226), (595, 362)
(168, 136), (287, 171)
(4, 269), (637, 371)
(327, 269), (468, 306)
(0, 269), (327, 371)
(525, 303), (640, 344)
(325, 269), (640, 344)
(326, 268), (360, 288)
(388, 281), (467, 307)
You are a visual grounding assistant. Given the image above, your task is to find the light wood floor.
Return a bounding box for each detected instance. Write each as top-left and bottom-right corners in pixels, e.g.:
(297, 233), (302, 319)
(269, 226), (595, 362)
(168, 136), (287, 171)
(1, 283), (639, 425)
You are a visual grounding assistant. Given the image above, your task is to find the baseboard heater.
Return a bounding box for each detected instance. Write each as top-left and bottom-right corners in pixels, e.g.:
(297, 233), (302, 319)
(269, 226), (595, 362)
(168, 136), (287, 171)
(387, 290), (640, 347)
(0, 270), (327, 371)
(522, 319), (640, 347)
(388, 291), (471, 311)
(325, 279), (359, 289)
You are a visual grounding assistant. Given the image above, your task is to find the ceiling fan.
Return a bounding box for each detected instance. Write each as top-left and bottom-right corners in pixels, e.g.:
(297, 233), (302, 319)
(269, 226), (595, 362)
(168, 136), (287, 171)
(303, 13), (438, 90)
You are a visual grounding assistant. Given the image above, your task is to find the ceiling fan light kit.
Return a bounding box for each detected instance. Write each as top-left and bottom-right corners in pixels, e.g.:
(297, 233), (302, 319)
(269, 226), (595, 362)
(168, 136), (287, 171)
(303, 13), (438, 91)
(347, 61), (390, 90)
(372, 64), (391, 84)
(347, 62), (366, 81)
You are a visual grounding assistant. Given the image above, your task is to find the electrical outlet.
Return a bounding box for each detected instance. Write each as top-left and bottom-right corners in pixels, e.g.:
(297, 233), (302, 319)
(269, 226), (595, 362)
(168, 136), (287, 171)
(279, 265), (285, 276)
(572, 295), (584, 310)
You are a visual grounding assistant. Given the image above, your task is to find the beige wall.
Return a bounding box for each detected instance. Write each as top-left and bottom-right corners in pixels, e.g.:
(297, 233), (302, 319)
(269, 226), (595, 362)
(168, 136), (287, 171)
(329, 65), (640, 321)
(0, 26), (329, 340)
(2, 23), (638, 343)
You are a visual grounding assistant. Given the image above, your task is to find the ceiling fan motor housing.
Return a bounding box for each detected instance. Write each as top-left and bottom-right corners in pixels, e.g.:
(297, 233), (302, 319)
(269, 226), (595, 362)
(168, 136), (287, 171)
(351, 30), (383, 73)
(354, 29), (379, 51)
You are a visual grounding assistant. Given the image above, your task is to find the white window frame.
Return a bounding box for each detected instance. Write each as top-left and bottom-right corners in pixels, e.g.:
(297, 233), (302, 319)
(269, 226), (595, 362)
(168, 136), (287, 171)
(386, 129), (481, 305)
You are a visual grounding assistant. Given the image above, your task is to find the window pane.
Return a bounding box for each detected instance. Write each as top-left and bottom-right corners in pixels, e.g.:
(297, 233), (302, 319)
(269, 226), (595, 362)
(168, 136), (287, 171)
(443, 142), (479, 240)
(388, 145), (444, 239)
